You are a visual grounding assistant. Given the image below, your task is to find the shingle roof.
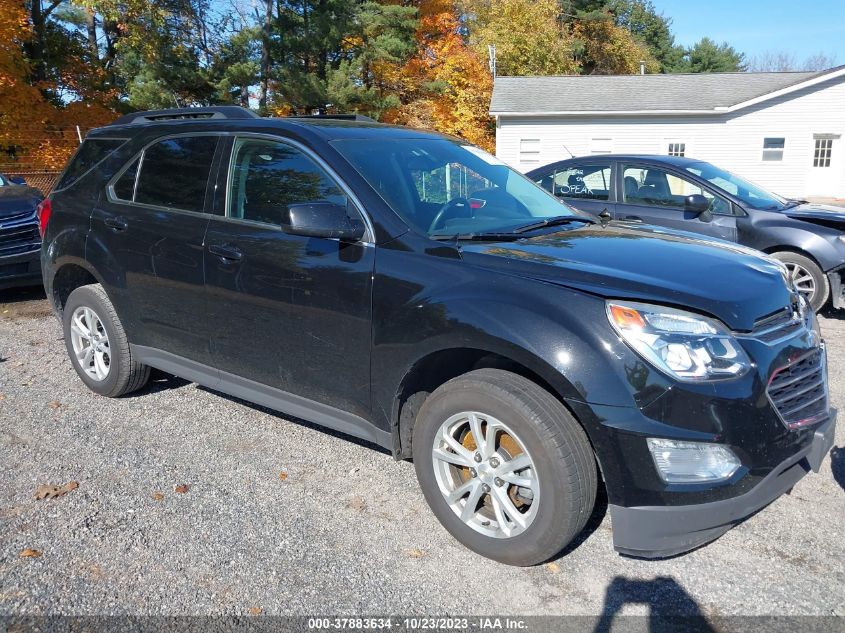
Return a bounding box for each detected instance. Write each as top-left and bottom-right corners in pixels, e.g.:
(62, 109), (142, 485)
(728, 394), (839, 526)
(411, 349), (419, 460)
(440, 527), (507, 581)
(490, 68), (844, 114)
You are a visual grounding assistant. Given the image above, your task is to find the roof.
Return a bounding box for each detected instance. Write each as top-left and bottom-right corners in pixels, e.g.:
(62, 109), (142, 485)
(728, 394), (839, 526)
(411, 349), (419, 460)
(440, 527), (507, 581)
(490, 66), (845, 116)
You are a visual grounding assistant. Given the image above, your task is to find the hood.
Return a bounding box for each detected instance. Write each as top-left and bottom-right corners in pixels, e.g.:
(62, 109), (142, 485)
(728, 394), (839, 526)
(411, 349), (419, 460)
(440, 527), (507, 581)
(459, 222), (793, 331)
(0, 185), (42, 220)
(782, 203), (845, 230)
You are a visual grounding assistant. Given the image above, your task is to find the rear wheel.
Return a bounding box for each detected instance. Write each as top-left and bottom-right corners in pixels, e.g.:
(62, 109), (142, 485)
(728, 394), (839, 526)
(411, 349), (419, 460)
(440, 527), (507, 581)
(412, 369), (596, 566)
(63, 284), (150, 397)
(771, 251), (829, 311)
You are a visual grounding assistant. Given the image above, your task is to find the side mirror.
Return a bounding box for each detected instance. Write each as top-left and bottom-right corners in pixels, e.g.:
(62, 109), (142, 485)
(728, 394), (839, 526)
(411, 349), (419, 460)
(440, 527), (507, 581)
(9, 176), (26, 185)
(283, 202), (365, 241)
(685, 194), (712, 220)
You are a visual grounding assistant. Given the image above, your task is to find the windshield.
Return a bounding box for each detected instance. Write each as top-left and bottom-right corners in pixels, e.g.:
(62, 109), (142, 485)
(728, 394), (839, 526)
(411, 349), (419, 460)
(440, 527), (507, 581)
(684, 162), (789, 210)
(332, 138), (590, 237)
(0, 174), (7, 187)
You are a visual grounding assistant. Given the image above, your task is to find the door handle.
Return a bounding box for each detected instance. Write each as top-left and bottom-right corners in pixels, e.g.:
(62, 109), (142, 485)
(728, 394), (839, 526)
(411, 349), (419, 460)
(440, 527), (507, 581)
(208, 244), (243, 262)
(104, 216), (128, 232)
(624, 216), (643, 222)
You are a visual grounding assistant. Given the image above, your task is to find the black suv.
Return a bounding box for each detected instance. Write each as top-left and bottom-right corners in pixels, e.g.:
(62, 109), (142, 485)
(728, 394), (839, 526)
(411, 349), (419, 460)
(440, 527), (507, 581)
(42, 107), (836, 565)
(529, 155), (845, 312)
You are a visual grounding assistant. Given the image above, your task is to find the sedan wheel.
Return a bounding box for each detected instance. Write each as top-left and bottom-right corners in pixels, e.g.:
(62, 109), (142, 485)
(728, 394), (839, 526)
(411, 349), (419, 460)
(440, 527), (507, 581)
(771, 252), (829, 312)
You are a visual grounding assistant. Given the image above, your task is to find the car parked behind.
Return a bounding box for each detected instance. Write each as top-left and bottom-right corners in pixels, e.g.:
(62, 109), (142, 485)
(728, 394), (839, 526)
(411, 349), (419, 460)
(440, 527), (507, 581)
(529, 155), (845, 311)
(0, 173), (44, 289)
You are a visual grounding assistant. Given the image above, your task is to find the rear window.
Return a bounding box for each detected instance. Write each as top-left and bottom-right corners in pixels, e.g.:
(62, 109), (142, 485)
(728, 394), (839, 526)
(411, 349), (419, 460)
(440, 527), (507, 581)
(55, 138), (126, 190)
(134, 136), (218, 212)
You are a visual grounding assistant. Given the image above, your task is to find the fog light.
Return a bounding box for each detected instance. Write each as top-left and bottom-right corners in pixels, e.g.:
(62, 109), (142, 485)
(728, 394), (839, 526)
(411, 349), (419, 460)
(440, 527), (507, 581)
(646, 438), (741, 483)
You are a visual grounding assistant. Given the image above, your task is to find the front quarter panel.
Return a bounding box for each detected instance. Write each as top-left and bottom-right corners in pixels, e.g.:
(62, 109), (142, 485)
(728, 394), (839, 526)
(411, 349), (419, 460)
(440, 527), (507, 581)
(741, 210), (845, 271)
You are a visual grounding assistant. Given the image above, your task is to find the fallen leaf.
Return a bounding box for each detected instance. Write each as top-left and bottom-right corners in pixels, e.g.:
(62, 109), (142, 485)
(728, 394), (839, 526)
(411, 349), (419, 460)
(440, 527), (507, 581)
(20, 548), (41, 558)
(0, 394), (6, 400)
(152, 491), (164, 501)
(248, 607), (262, 616)
(546, 562), (561, 573)
(346, 495), (367, 512)
(174, 484), (189, 494)
(404, 548), (426, 559)
(278, 471), (288, 481)
(34, 481), (79, 501)
(47, 401), (62, 410)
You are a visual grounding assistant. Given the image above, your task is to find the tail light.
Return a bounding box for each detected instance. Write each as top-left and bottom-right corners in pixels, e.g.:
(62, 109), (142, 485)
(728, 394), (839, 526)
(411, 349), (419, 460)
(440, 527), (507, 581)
(36, 198), (52, 238)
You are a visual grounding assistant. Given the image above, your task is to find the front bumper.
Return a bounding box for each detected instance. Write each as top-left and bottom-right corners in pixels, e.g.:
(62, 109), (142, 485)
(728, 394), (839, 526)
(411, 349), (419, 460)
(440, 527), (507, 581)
(0, 246), (42, 289)
(609, 412), (836, 558)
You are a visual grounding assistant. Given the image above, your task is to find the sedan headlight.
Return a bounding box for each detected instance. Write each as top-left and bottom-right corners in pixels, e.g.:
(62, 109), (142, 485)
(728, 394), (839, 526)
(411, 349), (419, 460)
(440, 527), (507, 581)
(606, 301), (752, 381)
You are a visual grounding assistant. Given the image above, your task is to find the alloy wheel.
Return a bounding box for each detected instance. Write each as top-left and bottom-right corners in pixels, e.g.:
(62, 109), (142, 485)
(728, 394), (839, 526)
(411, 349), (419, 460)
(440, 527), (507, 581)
(69, 306), (111, 381)
(784, 261), (817, 301)
(431, 411), (540, 539)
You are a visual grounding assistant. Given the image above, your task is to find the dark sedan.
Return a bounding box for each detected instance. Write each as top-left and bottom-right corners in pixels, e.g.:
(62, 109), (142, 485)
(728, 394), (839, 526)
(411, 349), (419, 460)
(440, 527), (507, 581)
(528, 155), (845, 311)
(0, 173), (43, 289)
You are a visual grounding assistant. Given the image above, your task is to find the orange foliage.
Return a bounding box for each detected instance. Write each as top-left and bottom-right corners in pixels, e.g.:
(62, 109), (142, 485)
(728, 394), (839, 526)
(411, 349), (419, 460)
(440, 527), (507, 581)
(0, 0), (115, 171)
(383, 0), (494, 150)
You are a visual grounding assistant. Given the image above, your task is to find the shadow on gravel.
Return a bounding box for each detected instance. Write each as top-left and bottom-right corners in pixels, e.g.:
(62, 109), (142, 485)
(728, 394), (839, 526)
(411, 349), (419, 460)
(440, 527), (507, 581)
(0, 285), (46, 304)
(819, 305), (845, 321)
(199, 386), (392, 456)
(594, 576), (714, 632)
(830, 446), (845, 492)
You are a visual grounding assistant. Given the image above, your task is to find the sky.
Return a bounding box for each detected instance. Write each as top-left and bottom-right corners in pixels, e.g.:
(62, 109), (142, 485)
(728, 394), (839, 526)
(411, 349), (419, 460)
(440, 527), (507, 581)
(650, 0), (845, 66)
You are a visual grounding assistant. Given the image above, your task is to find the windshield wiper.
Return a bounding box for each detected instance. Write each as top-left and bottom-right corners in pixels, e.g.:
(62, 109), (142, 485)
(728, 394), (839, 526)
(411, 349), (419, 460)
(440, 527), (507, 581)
(429, 232), (524, 242)
(510, 215), (597, 234)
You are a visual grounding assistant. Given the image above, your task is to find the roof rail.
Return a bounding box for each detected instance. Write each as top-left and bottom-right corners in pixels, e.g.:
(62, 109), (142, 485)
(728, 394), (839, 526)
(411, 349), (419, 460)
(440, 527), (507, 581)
(288, 114), (377, 123)
(111, 106), (260, 126)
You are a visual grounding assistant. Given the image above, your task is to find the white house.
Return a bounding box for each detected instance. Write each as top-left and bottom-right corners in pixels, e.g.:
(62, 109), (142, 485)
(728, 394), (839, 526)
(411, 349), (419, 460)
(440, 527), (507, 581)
(490, 66), (845, 199)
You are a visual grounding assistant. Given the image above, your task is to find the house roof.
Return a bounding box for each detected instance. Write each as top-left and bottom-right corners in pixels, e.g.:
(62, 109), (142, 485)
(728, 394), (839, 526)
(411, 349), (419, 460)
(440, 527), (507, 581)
(490, 66), (845, 116)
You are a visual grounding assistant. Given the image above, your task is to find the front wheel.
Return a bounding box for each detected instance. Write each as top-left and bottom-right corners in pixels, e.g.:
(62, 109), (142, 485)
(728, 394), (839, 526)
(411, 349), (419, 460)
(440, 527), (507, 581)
(412, 369), (597, 566)
(770, 251), (829, 311)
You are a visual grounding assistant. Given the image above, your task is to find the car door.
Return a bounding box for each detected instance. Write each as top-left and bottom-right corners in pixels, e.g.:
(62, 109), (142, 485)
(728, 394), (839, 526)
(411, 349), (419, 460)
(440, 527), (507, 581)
(203, 135), (374, 420)
(93, 134), (222, 364)
(617, 163), (738, 241)
(534, 161), (615, 217)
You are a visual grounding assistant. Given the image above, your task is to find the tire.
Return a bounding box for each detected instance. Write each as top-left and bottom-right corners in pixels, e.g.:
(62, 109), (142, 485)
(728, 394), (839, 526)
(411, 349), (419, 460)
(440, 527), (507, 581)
(771, 251), (829, 311)
(62, 284), (150, 397)
(412, 368), (597, 566)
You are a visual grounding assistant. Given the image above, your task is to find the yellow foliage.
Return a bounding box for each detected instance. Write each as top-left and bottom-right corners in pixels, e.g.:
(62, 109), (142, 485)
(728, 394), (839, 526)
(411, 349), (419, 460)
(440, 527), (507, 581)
(573, 16), (659, 75)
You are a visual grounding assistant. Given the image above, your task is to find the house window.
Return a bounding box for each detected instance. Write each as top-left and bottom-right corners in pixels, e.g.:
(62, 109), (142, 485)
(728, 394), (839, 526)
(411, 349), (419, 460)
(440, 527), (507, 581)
(762, 137), (785, 161)
(590, 138), (613, 155)
(519, 139), (541, 165)
(813, 137), (833, 168)
(667, 142), (686, 157)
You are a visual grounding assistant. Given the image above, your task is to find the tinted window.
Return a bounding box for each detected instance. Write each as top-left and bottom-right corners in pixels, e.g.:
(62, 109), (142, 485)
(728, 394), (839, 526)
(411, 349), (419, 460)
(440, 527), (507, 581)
(56, 138), (126, 190)
(135, 136), (217, 212)
(623, 165), (732, 215)
(228, 138), (346, 226)
(112, 157), (139, 201)
(539, 164), (611, 200)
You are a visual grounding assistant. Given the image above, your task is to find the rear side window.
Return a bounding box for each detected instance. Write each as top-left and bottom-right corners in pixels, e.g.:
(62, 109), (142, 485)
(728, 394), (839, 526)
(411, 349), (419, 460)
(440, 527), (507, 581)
(134, 136), (218, 212)
(112, 157), (139, 201)
(56, 138), (126, 190)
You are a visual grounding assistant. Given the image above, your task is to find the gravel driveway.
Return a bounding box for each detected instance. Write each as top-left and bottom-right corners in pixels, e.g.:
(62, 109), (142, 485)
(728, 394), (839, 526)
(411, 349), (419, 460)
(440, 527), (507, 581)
(1, 286), (844, 620)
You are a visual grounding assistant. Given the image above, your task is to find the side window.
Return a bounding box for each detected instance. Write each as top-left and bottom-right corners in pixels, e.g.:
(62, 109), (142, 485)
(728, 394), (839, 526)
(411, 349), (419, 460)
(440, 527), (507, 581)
(112, 157), (139, 202)
(228, 138), (347, 226)
(547, 164), (611, 200)
(135, 136), (218, 212)
(623, 165), (732, 215)
(56, 138), (126, 190)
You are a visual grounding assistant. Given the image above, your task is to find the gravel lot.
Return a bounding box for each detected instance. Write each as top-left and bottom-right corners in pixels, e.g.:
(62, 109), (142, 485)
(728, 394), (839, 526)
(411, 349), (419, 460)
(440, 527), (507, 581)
(1, 285), (844, 619)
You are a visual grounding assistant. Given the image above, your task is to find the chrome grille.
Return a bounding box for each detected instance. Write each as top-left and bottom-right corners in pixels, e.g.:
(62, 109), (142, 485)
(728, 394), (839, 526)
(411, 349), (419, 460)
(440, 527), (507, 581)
(0, 223), (40, 256)
(750, 306), (803, 343)
(0, 209), (36, 224)
(767, 348), (828, 429)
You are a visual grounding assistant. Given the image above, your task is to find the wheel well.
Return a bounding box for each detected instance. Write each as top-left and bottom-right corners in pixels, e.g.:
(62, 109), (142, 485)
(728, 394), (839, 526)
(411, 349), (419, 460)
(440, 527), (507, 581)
(51, 264), (98, 317)
(393, 348), (561, 460)
(761, 245), (823, 269)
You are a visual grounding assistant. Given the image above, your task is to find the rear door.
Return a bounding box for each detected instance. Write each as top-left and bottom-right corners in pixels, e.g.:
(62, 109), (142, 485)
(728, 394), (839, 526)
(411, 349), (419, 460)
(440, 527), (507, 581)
(533, 160), (615, 216)
(203, 135), (375, 420)
(617, 163), (738, 241)
(93, 134), (222, 364)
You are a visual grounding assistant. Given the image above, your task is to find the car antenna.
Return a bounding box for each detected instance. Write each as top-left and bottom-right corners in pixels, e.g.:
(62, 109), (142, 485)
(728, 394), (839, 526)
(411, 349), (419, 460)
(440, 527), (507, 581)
(561, 144), (575, 158)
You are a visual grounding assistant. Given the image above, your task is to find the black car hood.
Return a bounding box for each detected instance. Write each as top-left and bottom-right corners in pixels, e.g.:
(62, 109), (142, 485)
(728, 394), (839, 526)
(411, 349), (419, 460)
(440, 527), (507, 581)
(783, 203), (845, 228)
(459, 222), (792, 331)
(0, 185), (42, 219)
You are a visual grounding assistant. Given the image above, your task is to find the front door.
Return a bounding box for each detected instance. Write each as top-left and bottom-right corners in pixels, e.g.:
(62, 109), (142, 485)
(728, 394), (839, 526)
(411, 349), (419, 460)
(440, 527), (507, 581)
(204, 136), (374, 420)
(93, 134), (220, 364)
(805, 134), (842, 197)
(618, 164), (738, 241)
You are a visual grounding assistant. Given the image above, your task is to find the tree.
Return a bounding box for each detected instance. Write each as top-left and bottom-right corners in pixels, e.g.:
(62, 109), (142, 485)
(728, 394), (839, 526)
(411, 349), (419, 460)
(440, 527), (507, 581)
(606, 0), (684, 72)
(748, 50), (838, 72)
(571, 10), (658, 74)
(677, 37), (746, 73)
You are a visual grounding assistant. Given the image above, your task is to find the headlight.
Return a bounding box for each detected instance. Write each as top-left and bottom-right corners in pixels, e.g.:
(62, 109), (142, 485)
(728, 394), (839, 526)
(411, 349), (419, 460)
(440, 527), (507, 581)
(606, 301), (752, 381)
(647, 438), (741, 483)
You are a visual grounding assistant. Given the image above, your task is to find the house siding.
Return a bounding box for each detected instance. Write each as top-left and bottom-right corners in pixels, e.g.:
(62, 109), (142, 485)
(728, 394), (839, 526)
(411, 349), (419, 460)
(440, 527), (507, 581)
(495, 75), (845, 199)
